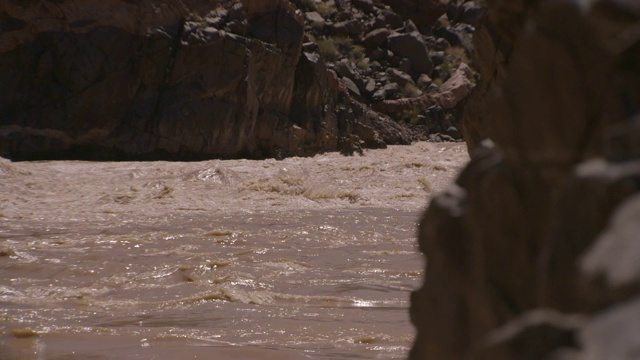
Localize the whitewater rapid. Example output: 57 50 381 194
0 142 468 359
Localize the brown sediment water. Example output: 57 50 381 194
0 142 468 359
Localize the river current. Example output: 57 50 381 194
0 142 468 359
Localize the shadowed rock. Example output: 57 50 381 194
386 32 434 75
0 0 414 160
410 0 640 359
382 0 449 29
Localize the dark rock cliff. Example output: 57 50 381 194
0 0 412 160
410 0 640 359
0 0 486 160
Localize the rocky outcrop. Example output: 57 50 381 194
374 63 474 114
0 0 481 160
0 0 415 160
410 0 640 359
298 0 480 140
386 32 434 75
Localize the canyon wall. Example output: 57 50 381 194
410 0 640 359
0 0 411 160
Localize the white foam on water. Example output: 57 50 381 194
0 143 468 359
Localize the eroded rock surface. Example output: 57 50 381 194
0 0 412 160
1 0 308 159
410 0 640 359
0 0 479 160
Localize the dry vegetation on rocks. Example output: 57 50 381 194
294 0 479 140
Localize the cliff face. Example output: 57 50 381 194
0 0 410 160
410 0 640 359
0 0 489 160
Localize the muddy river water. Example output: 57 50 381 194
0 142 468 360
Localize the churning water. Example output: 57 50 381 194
0 142 468 359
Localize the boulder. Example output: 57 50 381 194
386 32 433 75
302 41 318 52
364 78 377 96
368 15 388 30
398 58 412 74
362 28 392 49
416 74 433 89
305 11 326 28
372 88 387 101
429 51 445 66
341 77 362 96
433 63 474 108
367 47 386 61
379 9 405 29
382 82 400 97
386 68 414 87
332 19 365 36
404 19 419 33
334 59 358 79
433 24 474 54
